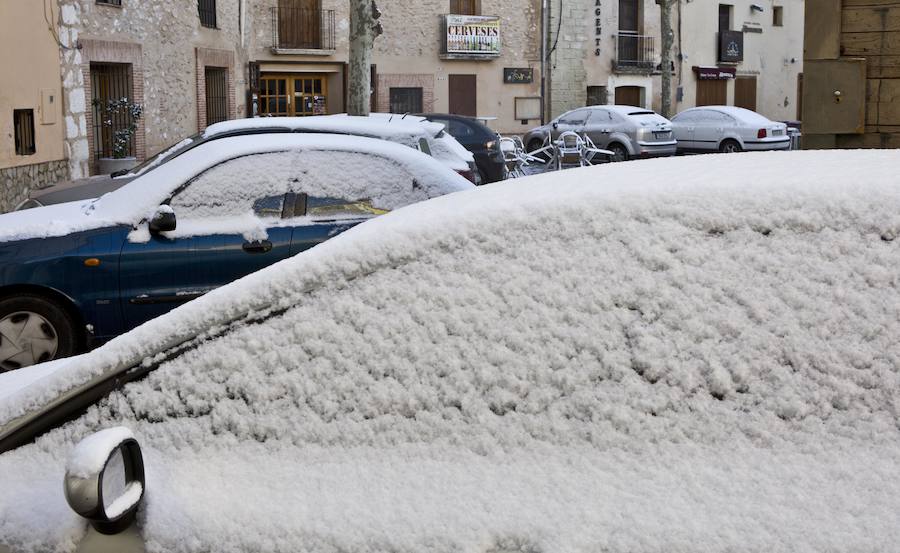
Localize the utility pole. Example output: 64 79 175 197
348 0 383 116
658 0 674 118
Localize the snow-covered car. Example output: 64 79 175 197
2 150 899 552
523 105 677 162
14 114 477 210
670 106 791 153
0 134 472 369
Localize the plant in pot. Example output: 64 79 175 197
93 97 143 175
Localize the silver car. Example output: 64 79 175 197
524 105 677 162
670 106 791 153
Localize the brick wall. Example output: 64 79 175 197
376 74 435 112
196 47 237 132
79 39 145 174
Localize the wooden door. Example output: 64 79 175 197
279 0 321 49
696 79 727 106
618 0 639 32
734 76 757 111
614 86 642 107
450 0 479 15
449 74 477 116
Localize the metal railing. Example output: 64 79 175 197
271 7 335 50
615 34 656 70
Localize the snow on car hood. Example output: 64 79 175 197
2 150 900 552
0 199 103 243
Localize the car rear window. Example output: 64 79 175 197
628 112 670 125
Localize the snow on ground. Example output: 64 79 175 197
1 150 900 552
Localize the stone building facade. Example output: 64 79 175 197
677 0 804 121
56 0 247 176
0 1 70 212
547 0 804 122
248 0 544 134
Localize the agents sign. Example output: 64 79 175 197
446 15 501 55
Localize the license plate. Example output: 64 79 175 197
653 131 671 139
773 129 785 136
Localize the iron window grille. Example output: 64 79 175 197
90 63 136 159
199 0 217 28
96 0 123 6
205 67 228 125
13 109 36 156
389 88 424 114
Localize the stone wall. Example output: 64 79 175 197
0 160 69 213
58 0 247 174
547 0 591 117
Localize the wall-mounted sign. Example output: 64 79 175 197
718 30 744 63
693 66 737 80
594 0 602 56
515 97 541 121
446 15 501 55
504 68 533 84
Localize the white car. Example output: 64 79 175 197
15 114 477 209
1 151 899 552
671 106 791 153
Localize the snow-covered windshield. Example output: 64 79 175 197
119 135 199 178
2 150 899 552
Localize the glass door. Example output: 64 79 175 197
259 74 327 116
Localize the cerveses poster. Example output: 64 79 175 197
446 15 500 54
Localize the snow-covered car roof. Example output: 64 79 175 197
0 133 472 244
202 114 445 144
2 150 900 552
677 105 778 125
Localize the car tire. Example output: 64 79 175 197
609 143 629 162
0 294 80 371
719 139 742 153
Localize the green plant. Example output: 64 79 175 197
92 97 143 158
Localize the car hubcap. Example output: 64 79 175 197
0 311 58 371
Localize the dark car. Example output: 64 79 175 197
0 133 472 370
419 114 506 184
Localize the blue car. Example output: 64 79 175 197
0 133 472 371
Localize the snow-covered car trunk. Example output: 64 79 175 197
1 150 899 553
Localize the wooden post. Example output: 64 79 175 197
348 0 382 116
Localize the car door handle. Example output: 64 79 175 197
242 240 273 254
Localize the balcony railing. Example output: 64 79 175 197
615 34 656 71
271 7 335 51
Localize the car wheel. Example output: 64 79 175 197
719 139 742 153
0 294 80 371
609 143 629 162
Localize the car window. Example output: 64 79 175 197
627 112 670 126
673 111 698 123
447 119 476 138
589 109 614 123
169 150 420 220
559 109 590 125
417 137 432 156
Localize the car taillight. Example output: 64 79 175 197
456 168 477 184
757 128 767 139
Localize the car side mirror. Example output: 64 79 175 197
64 427 145 535
149 205 176 233
552 122 559 130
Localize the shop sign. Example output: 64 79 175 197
503 68 533 84
718 30 744 63
693 66 737 80
446 15 501 55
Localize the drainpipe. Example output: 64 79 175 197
541 0 549 124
